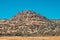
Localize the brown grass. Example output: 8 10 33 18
0 36 60 40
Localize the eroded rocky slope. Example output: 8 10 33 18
0 10 60 36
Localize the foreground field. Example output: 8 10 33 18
0 36 60 40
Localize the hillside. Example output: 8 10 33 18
51 19 60 24
0 10 60 36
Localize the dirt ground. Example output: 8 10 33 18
0 36 60 40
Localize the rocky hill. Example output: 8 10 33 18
0 10 60 36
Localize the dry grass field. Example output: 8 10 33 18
0 36 60 40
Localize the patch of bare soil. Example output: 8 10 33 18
0 36 60 40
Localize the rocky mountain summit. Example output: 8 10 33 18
0 10 60 36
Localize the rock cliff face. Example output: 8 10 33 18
0 10 60 36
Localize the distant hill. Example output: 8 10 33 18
51 19 60 24
0 10 60 36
